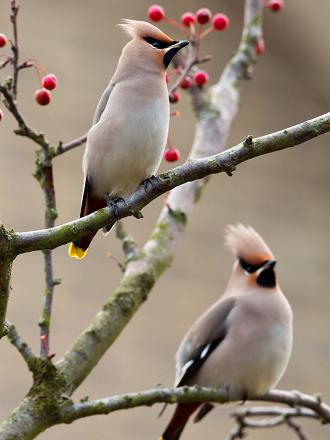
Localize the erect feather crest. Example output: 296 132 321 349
119 19 173 44
225 224 274 264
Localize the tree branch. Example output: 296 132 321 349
6 322 38 372
60 386 330 425
55 134 87 157
13 111 330 255
115 221 140 264
0 227 14 338
227 406 317 440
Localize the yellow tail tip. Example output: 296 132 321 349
159 437 164 440
68 242 88 260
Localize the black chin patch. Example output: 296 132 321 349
257 267 276 288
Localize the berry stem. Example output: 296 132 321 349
200 26 214 39
166 135 174 149
163 16 189 34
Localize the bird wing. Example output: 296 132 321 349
92 82 115 125
175 297 236 387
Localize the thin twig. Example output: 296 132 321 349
0 56 12 70
10 0 19 98
286 417 308 440
6 322 37 372
55 134 87 156
227 406 313 440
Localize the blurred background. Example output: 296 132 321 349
0 0 329 439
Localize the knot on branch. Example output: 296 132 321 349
221 163 236 177
244 134 254 148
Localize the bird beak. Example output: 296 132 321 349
171 40 190 50
263 259 277 270
163 40 190 68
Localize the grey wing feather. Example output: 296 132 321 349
175 296 236 385
92 83 114 125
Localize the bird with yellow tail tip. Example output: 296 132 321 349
69 20 189 259
159 224 293 440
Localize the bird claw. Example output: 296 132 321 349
106 196 125 221
141 175 159 193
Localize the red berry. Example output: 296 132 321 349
256 38 265 55
196 8 212 24
0 109 3 121
164 148 180 162
212 13 229 31
35 88 51 106
180 76 191 90
193 70 209 86
0 34 8 48
181 12 196 27
148 5 165 22
42 74 57 90
169 90 180 103
268 0 284 12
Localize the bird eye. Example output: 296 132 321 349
144 37 171 49
239 258 267 273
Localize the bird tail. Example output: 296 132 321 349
159 403 200 440
69 178 106 260
68 236 96 260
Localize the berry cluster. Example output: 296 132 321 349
0 29 58 116
35 73 58 105
147 5 230 162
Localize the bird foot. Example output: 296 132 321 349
106 196 125 221
141 175 159 193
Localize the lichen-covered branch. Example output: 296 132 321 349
12 111 330 256
59 386 330 426
0 227 15 339
115 221 140 264
36 151 58 356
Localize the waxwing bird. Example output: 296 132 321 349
160 224 293 440
69 20 189 259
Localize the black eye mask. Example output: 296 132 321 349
239 257 268 273
144 37 177 49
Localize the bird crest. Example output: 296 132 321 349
225 224 274 264
119 19 173 44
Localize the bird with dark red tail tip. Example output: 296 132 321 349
159 225 293 439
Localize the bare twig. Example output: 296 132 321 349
6 322 37 372
55 134 87 156
0 56 12 70
286 417 308 440
227 406 313 440
10 0 19 98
